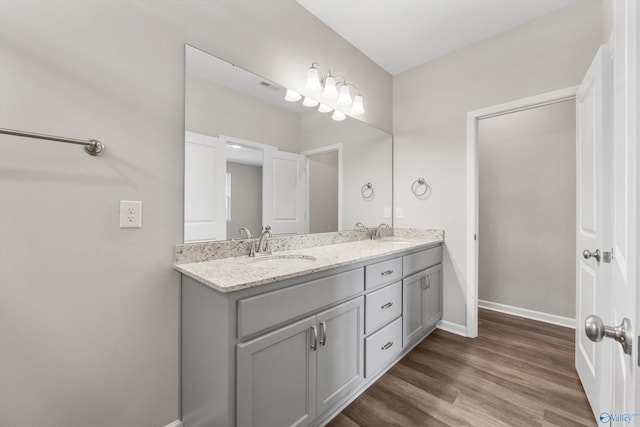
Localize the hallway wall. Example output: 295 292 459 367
478 100 576 319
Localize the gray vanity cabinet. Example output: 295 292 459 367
236 297 364 427
402 264 442 346
180 241 444 427
237 315 316 427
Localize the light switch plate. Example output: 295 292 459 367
384 207 391 218
120 200 142 228
395 207 403 218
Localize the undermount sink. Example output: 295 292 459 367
249 254 317 267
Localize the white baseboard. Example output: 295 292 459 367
478 300 575 329
164 421 182 427
436 320 468 336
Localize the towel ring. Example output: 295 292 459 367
411 177 429 197
361 182 375 200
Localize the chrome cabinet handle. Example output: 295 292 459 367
310 325 318 351
381 302 393 309
422 276 427 290
426 275 431 289
582 249 601 262
319 322 327 346
381 270 394 276
381 341 393 350
585 315 632 355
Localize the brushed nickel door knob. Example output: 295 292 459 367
585 315 632 355
582 249 601 262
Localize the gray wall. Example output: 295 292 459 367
0 1 391 426
309 151 339 233
299 112 393 229
226 163 263 239
478 100 576 318
393 0 603 327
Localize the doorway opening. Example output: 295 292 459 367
302 144 343 233
466 87 578 337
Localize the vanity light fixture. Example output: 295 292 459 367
305 66 322 92
284 62 365 120
351 94 365 115
336 84 352 106
284 89 302 102
302 96 319 107
331 110 346 121
323 75 339 99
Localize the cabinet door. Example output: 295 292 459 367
316 297 364 415
403 271 426 346
237 316 317 427
423 265 442 329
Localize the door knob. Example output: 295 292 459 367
585 315 632 355
582 249 601 262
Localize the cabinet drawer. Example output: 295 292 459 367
237 268 364 340
365 257 402 290
365 281 401 334
403 245 442 277
365 317 402 377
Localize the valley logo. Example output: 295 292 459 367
599 411 640 424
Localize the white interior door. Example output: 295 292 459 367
609 0 638 420
184 131 227 242
263 149 308 235
575 45 613 419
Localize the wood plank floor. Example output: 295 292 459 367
327 309 596 427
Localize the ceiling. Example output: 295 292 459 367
296 0 580 75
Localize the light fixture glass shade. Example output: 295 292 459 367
323 76 338 99
284 89 302 102
350 94 365 115
331 110 346 121
336 85 352 106
302 96 319 107
318 103 332 113
305 67 322 92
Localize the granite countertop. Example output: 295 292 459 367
175 232 443 293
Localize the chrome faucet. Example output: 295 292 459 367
372 223 390 240
256 226 272 254
354 222 367 231
238 227 253 239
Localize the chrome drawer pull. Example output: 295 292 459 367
319 321 327 346
381 341 394 350
381 302 394 309
310 325 318 351
380 270 394 276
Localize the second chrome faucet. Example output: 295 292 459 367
249 226 272 257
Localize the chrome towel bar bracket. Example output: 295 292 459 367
411 177 429 197
361 182 375 200
0 128 105 156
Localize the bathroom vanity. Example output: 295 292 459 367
175 230 442 427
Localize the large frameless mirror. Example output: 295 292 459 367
184 45 393 242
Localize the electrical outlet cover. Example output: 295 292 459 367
120 200 142 228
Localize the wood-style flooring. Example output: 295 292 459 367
327 309 596 427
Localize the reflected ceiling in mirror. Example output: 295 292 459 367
184 45 392 243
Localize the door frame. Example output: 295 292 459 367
302 144 343 231
465 86 578 338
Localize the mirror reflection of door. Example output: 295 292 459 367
224 138 309 238
184 131 227 242
262 149 308 235
307 150 339 233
